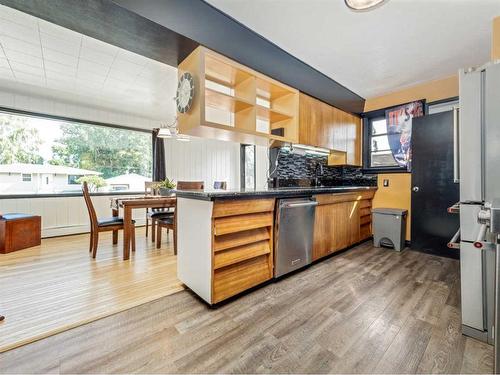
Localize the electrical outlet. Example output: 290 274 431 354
383 179 389 187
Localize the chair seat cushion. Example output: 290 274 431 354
148 211 174 218
98 217 135 227
157 216 174 225
0 213 38 221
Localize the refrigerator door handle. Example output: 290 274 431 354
453 106 460 183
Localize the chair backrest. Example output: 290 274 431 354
145 181 159 196
213 181 227 190
177 181 204 190
82 182 98 229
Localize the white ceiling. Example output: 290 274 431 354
0 4 177 120
207 0 500 98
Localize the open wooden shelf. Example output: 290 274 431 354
178 46 299 145
205 88 254 113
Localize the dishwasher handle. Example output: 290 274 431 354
282 201 318 209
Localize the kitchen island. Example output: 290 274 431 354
176 186 377 304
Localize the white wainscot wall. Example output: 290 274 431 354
0 195 147 238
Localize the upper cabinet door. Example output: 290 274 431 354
298 93 362 166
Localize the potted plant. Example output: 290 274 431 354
156 178 176 196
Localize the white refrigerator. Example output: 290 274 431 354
459 62 500 345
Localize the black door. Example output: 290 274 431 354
411 111 459 258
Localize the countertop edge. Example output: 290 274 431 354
176 186 378 201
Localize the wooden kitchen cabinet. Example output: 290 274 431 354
312 191 374 261
299 93 362 166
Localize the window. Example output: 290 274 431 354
240 144 256 189
0 110 152 195
369 117 400 168
67 175 83 185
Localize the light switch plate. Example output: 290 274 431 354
383 179 389 187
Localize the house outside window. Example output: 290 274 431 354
0 110 153 195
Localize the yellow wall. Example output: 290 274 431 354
372 173 412 240
364 76 459 241
493 16 500 60
363 75 459 112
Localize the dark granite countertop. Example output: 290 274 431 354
175 186 377 201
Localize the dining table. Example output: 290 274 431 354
110 195 176 260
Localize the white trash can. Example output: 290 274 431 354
372 208 408 252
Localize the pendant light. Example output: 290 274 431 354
157 117 190 142
345 0 385 11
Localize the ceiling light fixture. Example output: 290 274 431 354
157 117 190 142
344 0 386 11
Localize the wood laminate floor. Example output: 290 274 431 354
0 227 184 353
0 242 493 374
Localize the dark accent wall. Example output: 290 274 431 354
269 148 377 187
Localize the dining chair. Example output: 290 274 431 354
82 182 136 259
145 181 173 242
156 181 204 253
176 181 204 190
213 181 227 190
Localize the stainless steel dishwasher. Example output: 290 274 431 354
274 197 317 277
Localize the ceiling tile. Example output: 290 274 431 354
0 35 42 58
43 47 78 67
3 50 43 69
115 49 148 67
76 70 106 85
40 32 81 56
110 58 144 76
79 47 116 66
45 61 77 79
15 71 45 85
78 59 109 76
9 60 44 76
0 19 39 44
0 57 10 69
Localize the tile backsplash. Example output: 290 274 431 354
269 148 376 186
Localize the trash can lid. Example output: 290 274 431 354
372 208 408 216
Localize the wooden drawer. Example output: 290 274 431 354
213 198 275 218
213 212 273 235
359 207 371 217
213 227 270 252
213 255 271 303
214 240 270 269
360 215 372 225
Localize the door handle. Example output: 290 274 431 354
412 186 419 192
453 106 460 183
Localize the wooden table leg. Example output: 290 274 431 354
112 208 119 245
123 206 132 260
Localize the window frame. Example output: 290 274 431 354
362 101 426 174
240 144 256 189
0 106 152 199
